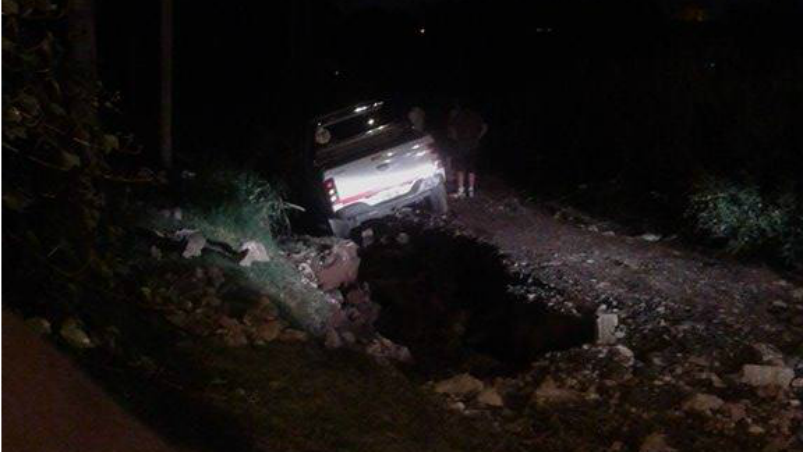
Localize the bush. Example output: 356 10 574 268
688 178 802 264
177 167 293 248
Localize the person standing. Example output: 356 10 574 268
408 106 426 133
447 103 488 198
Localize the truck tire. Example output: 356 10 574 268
429 183 449 215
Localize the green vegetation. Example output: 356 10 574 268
3 0 143 312
176 166 294 248
688 178 802 265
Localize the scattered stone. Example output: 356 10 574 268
297 262 317 286
341 331 356 344
611 345 635 367
396 232 410 245
792 288 803 301
683 393 724 414
534 377 582 406
748 424 765 435
365 336 412 363
243 298 279 326
434 373 485 396
752 343 785 366
250 319 284 343
324 328 342 349
723 402 748 422
239 240 271 267
448 401 466 412
476 387 504 407
60 317 94 349
315 241 360 291
640 233 662 242
596 313 619 345
279 328 308 342
639 433 677 452
181 231 206 258
771 300 788 310
741 364 794 388
216 316 249 347
25 317 51 335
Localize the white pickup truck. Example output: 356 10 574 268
311 101 448 238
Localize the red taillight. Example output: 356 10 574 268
324 178 340 204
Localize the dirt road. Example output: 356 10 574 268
446 176 802 349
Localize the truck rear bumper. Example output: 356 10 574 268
329 176 442 233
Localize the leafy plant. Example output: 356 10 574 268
176 166 295 248
688 177 802 264
3 0 152 309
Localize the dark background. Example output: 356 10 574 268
95 0 803 226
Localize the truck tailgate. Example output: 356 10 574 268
323 135 441 212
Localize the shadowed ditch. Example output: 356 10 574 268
359 220 596 378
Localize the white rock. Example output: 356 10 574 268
596 313 619 345
792 288 803 301
182 231 206 258
239 240 271 267
60 318 94 349
434 373 484 396
640 233 662 242
741 364 795 388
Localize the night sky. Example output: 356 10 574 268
96 0 802 181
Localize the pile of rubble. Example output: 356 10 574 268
144 266 308 347
142 220 412 363
282 236 412 364
426 336 802 451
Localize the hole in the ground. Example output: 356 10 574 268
359 219 595 378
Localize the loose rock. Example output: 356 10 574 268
60 317 94 349
534 377 582 406
279 328 309 342
596 313 619 345
476 387 504 407
639 433 677 452
434 373 485 396
180 230 206 258
741 364 795 388
239 240 271 267
683 393 724 414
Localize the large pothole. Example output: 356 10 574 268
358 219 595 378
